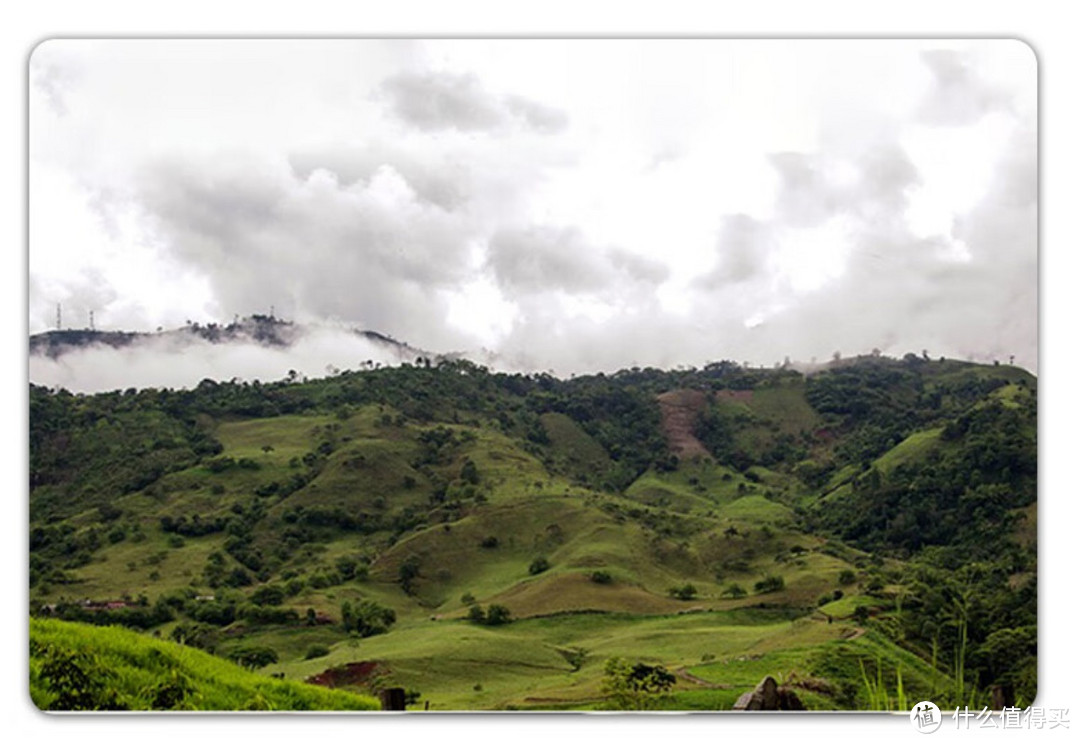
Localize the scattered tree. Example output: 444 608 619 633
667 583 698 601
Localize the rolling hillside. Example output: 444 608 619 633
28 353 1037 710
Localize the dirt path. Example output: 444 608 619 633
841 626 867 641
656 389 711 460
674 666 733 689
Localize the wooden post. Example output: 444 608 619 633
379 687 406 711
991 684 1015 710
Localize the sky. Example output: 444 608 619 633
28 39 1037 388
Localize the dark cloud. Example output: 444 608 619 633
918 49 1013 126
486 226 668 296
380 70 568 134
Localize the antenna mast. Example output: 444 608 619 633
56 303 61 330
89 310 95 331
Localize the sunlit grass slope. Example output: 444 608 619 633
30 617 379 711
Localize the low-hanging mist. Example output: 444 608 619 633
28 325 428 394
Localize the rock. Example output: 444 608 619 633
732 676 805 711
732 676 778 710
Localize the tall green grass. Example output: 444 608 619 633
30 618 379 711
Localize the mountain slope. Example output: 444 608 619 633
28 353 1037 710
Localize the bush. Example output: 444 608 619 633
589 570 613 585
838 569 857 585
485 604 512 626
466 603 512 626
335 556 358 581
480 536 499 549
342 599 397 637
754 575 785 593
528 557 551 575
227 646 278 670
601 657 676 711
34 644 126 710
721 583 747 599
398 554 421 595
304 645 330 660
250 584 286 606
667 583 698 601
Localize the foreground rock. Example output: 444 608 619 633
732 676 805 711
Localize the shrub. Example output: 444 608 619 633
250 584 286 606
667 583 698 601
342 600 396 637
398 554 421 594
335 556 358 581
838 569 857 585
754 575 785 593
485 604 512 626
227 646 278 670
601 658 676 711
721 583 747 599
480 536 499 549
35 644 127 710
590 570 614 585
528 557 551 575
304 645 330 660
465 603 512 626
460 459 480 485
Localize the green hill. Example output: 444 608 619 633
28 354 1037 710
30 617 379 711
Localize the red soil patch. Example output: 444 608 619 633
656 389 710 460
306 661 384 689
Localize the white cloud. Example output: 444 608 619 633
29 40 1038 388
